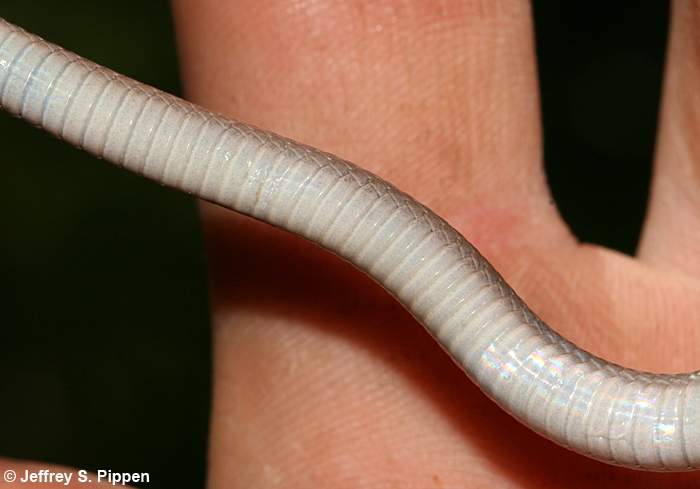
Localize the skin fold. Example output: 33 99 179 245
3 0 700 487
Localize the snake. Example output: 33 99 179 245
0 16 697 472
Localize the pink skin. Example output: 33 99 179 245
168 0 700 487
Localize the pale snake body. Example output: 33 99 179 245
0 17 697 472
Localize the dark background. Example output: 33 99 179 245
0 2 670 487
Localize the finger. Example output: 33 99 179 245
638 1 700 277
170 1 570 487
171 0 571 262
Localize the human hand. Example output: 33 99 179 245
171 0 700 487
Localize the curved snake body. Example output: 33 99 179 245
1 17 698 471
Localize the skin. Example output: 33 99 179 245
170 0 700 487
3 0 700 487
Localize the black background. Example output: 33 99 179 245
0 2 670 487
